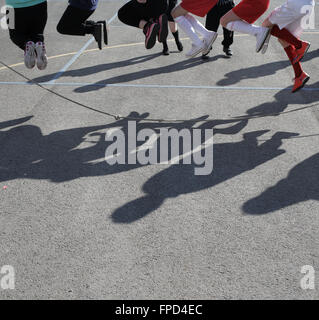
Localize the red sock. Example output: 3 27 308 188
271 25 302 49
284 45 302 78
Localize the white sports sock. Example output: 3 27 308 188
226 21 261 37
175 16 202 46
185 14 211 37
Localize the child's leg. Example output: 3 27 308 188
171 5 201 45
147 0 168 20
144 0 168 48
271 25 308 52
220 1 271 52
184 13 213 38
263 0 313 51
170 21 183 51
281 41 303 78
27 2 48 70
220 0 269 31
201 6 220 57
8 3 48 69
262 16 310 62
118 0 148 29
57 5 94 36
141 0 168 45
165 2 183 53
220 1 235 49
184 13 217 55
118 0 161 50
57 4 106 49
162 20 180 55
167 0 181 44
7 6 30 50
28 1 47 44
205 5 220 32
162 40 169 55
262 14 303 49
8 29 26 51
278 39 309 92
222 27 233 48
221 10 261 36
161 21 173 55
169 21 177 33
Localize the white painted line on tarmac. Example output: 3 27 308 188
0 81 318 91
47 38 95 85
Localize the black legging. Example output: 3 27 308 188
8 1 47 50
57 5 95 36
118 0 168 28
205 1 234 48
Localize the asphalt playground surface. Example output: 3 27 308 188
0 0 319 300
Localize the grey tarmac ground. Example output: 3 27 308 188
0 0 319 299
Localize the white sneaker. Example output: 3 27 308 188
185 41 206 58
35 42 48 70
202 31 218 55
256 27 271 53
261 31 271 54
24 41 36 69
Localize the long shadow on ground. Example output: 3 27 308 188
0 112 248 184
217 48 319 86
2 79 318 222
242 152 319 215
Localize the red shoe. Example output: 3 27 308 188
292 71 310 93
293 41 310 64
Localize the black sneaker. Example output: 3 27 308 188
176 40 183 52
93 23 103 50
85 20 95 26
143 21 160 49
97 20 108 45
223 46 233 57
162 44 170 56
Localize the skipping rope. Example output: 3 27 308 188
0 60 317 124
